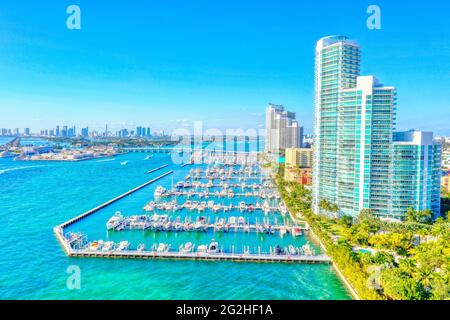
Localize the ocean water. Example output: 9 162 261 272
0 152 351 300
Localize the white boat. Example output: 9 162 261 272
106 212 125 230
144 155 153 160
102 241 114 252
197 245 208 253
173 218 183 231
137 243 145 252
179 242 194 253
237 216 246 225
278 203 288 216
239 201 246 211
215 218 225 231
175 181 184 188
116 241 130 251
88 240 103 251
150 213 160 222
143 201 155 211
302 242 312 256
229 216 237 226
197 202 206 212
207 239 219 253
154 186 166 197
279 226 287 237
156 243 170 253
120 161 128 166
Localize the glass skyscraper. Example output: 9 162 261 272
313 36 442 219
313 35 361 213
392 131 442 218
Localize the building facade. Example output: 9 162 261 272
392 131 442 217
285 167 313 185
265 104 303 154
285 148 313 168
313 35 361 213
313 35 442 219
442 174 450 194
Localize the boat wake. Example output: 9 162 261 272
97 158 116 163
0 165 45 175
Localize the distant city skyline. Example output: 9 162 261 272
0 1 449 134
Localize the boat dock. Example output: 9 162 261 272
68 249 331 264
158 191 279 200
113 222 303 234
147 164 169 174
54 160 332 265
181 162 193 167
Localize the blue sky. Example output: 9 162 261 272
0 0 449 134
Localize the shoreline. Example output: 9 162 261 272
306 225 360 300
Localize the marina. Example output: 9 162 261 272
55 154 329 265
1 150 349 299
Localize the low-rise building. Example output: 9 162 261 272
285 167 313 185
285 148 313 168
284 147 313 185
442 174 450 193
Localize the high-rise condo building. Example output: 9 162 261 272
313 35 361 212
392 131 442 217
337 76 396 216
265 104 303 154
313 35 442 219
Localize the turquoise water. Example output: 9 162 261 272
0 153 351 299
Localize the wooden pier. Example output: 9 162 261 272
56 170 174 229
147 164 169 174
68 248 331 264
113 223 303 234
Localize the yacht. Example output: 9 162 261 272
175 181 185 188
194 217 207 231
106 212 125 230
101 241 114 252
179 242 194 253
207 239 219 253
116 241 130 252
88 240 103 251
302 242 313 256
156 243 170 253
197 202 207 212
143 201 155 212
215 218 225 231
154 186 166 197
